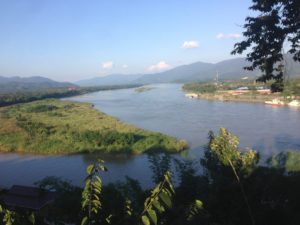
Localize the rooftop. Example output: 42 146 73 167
0 185 56 211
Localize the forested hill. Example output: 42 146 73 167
0 76 75 93
77 55 300 86
134 55 300 84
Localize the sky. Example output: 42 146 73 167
0 0 253 81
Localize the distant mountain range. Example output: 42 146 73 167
1 56 300 92
76 56 300 86
0 76 75 93
76 74 144 87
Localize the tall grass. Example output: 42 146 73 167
0 99 187 154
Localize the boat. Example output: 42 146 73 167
264 99 285 106
288 100 300 107
185 93 198 98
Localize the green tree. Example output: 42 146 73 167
232 0 300 92
0 205 35 225
81 160 108 225
141 171 175 225
208 128 259 225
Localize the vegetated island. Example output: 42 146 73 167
182 77 300 104
0 99 188 154
134 86 155 93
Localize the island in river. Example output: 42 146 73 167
0 99 187 154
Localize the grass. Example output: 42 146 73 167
0 99 188 154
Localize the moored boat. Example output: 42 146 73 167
185 93 198 98
265 99 285 106
288 100 300 107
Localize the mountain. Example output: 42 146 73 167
185 58 260 81
134 61 214 84
76 74 144 86
139 56 300 84
76 55 300 86
136 58 267 83
77 57 300 87
0 76 75 93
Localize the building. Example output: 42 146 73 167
0 185 56 211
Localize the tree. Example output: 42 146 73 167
81 160 108 225
208 128 259 225
232 0 300 92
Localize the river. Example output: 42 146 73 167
0 84 299 188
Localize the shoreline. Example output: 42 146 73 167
0 99 188 155
184 91 300 106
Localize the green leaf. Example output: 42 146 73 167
147 209 157 225
152 185 160 195
81 216 88 225
159 191 172 208
152 199 164 213
28 212 35 224
99 165 108 171
142 215 150 225
86 165 94 174
106 214 112 224
195 200 203 209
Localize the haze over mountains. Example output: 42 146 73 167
0 76 74 93
1 57 300 92
76 56 300 86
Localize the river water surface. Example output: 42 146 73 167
1 84 300 188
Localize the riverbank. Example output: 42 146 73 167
0 99 187 154
0 84 142 107
182 79 300 105
185 91 283 104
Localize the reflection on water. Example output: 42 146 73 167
0 84 300 188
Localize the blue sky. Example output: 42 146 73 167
0 0 253 81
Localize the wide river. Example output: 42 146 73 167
1 84 300 188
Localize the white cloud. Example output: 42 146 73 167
216 33 241 39
102 61 114 69
147 61 171 72
122 64 128 68
181 41 199 49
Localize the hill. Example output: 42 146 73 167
154 56 300 83
135 61 214 83
77 56 300 86
0 76 75 93
76 74 143 86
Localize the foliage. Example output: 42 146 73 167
34 176 82 224
283 77 300 96
209 128 259 177
186 199 204 222
1 129 300 225
0 205 35 225
267 150 300 172
141 171 175 225
0 84 141 107
183 82 217 94
148 153 171 184
0 205 16 225
232 0 300 91
81 160 108 225
135 86 155 93
208 128 259 225
0 99 187 154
